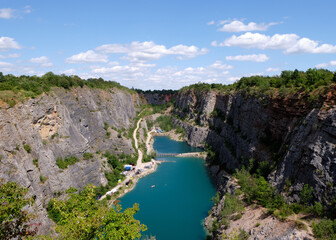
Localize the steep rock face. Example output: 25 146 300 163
174 87 336 204
0 87 139 233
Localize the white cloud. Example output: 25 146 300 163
0 53 20 59
218 20 278 32
0 6 32 19
216 32 336 54
86 60 233 90
0 37 21 50
0 61 13 68
226 54 269 62
30 56 54 67
95 41 208 62
222 32 298 49
0 61 14 72
66 50 108 63
209 60 233 70
316 60 336 68
0 8 15 19
266 67 280 72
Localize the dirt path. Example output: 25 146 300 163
100 117 157 200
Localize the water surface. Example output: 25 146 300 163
120 136 215 240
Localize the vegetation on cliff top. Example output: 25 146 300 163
0 72 134 107
181 68 336 97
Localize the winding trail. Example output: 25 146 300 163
100 117 156 200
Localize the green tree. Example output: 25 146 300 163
0 179 37 239
48 184 146 239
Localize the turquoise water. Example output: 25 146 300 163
120 136 216 240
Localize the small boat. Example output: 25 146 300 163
151 185 155 188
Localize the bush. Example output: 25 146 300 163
56 156 79 169
0 179 37 239
23 144 31 153
39 175 48 184
155 115 173 132
83 152 94 160
312 219 336 240
32 158 38 168
65 187 78 194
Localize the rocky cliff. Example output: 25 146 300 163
0 86 140 233
173 86 336 205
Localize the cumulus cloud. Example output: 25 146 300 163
216 32 336 54
30 56 53 67
95 41 208 62
0 37 21 50
66 50 108 63
222 32 298 49
226 54 269 62
218 20 278 32
87 60 233 90
316 60 336 68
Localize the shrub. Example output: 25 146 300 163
83 153 94 160
39 175 48 183
23 144 31 153
56 156 79 169
300 184 314 205
33 158 38 168
65 187 78 194
312 219 336 240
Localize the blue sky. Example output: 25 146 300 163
1 0 336 90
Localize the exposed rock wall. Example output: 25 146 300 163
0 86 139 233
174 87 336 204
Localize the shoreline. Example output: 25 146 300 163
101 120 206 203
101 121 159 203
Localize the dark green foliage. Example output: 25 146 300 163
83 152 94 160
175 125 185 137
23 144 31 153
235 168 284 210
104 122 109 131
300 184 314 205
211 192 221 204
312 219 336 240
143 152 156 163
219 193 244 229
155 115 173 131
56 156 79 169
0 72 135 107
181 69 335 101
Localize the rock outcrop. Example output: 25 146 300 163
173 86 336 204
0 86 139 233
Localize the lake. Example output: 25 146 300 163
120 136 216 240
